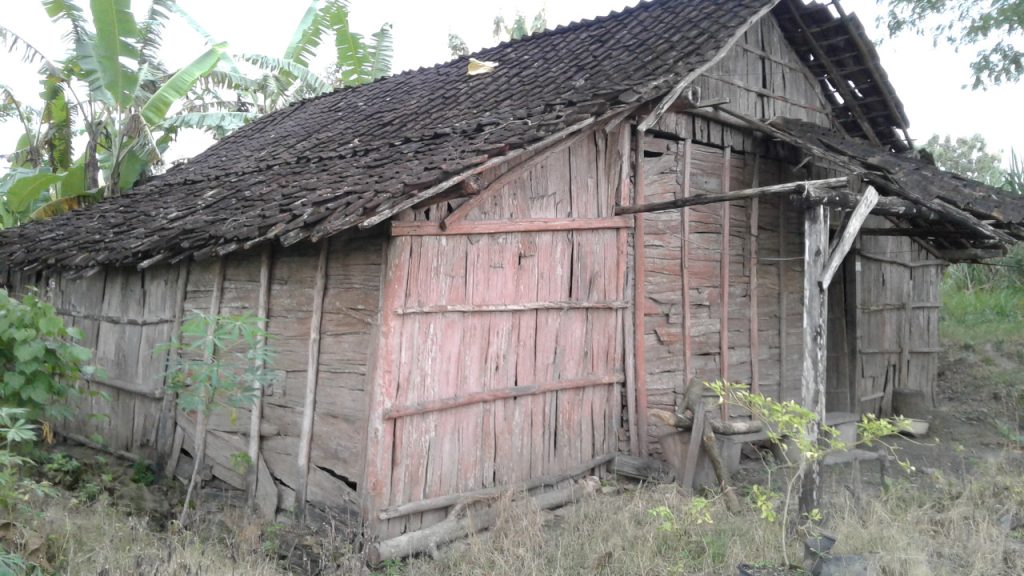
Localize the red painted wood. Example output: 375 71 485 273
633 127 649 456
361 237 412 538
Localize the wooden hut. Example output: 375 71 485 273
2 0 1022 557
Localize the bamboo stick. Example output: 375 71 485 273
720 147 731 420
634 126 649 456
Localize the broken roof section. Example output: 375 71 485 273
769 117 1024 257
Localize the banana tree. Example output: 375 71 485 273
175 0 393 136
0 0 227 226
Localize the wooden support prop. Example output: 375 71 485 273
395 300 628 315
393 216 633 237
615 178 848 215
637 0 779 131
679 139 693 407
798 205 829 521
384 374 624 420
157 263 190 470
377 453 614 521
749 153 761 395
246 244 272 510
703 423 741 512
633 126 649 456
296 240 329 521
180 257 225 523
369 484 587 565
819 186 879 290
680 407 706 492
720 146 731 420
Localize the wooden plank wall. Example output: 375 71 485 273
855 218 943 414
365 125 628 537
637 115 809 451
6 233 384 525
688 13 832 153
5 266 181 459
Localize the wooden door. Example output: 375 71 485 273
369 221 627 536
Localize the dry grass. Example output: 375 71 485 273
5 452 1022 575
405 454 1024 576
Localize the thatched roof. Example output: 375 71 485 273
0 0 918 270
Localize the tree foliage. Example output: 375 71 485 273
493 10 547 41
923 134 1007 187
0 0 227 227
882 0 1024 88
181 0 393 137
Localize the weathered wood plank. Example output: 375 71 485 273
634 127 649 456
247 245 272 511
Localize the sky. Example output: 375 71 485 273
1 0 1022 167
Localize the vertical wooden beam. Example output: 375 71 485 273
362 238 411 538
247 245 272 507
633 126 649 456
679 139 693 406
157 262 190 472
720 146 731 419
901 273 913 394
619 126 640 456
296 240 329 520
799 204 829 520
779 200 787 400
749 154 761 395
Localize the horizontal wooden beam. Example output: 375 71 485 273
391 216 633 237
855 227 987 238
615 178 849 215
377 453 615 521
935 248 1007 261
396 300 628 315
52 310 175 326
383 373 624 420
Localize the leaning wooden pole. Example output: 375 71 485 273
679 139 693 408
179 257 225 525
618 125 639 456
296 240 329 521
247 245 272 508
798 205 829 521
749 154 761 395
633 126 650 456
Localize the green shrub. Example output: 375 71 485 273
0 407 53 512
41 452 82 489
0 289 94 421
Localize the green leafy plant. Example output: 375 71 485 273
0 407 54 513
706 380 909 566
159 312 275 525
41 452 82 489
130 460 157 487
0 289 93 422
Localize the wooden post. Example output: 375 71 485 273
798 205 828 520
620 127 640 456
296 240 329 520
679 139 693 406
362 238 412 538
633 126 649 456
749 153 761 395
720 146 731 419
246 245 272 508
